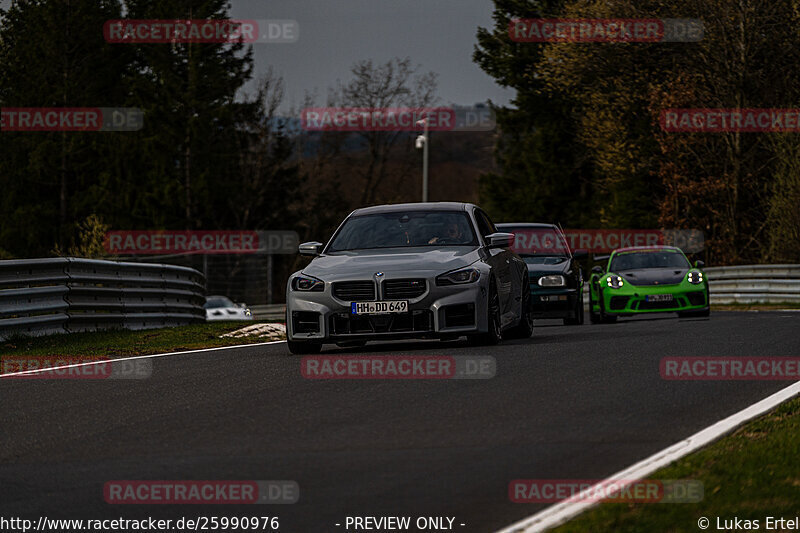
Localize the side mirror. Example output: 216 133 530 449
299 241 323 256
573 249 588 260
486 232 514 249
695 260 705 268
591 265 604 274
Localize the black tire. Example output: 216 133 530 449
564 292 585 326
287 340 322 355
599 295 617 323
591 287 616 324
589 287 602 324
468 279 502 346
506 275 534 339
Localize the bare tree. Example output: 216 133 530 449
328 57 438 205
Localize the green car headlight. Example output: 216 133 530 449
687 270 704 284
606 274 624 289
538 275 566 287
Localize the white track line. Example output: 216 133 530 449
496 380 800 533
0 339 287 378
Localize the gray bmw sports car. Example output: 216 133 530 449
285 202 534 354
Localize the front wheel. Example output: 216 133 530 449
589 287 616 324
506 277 534 339
287 340 322 355
589 287 602 324
468 280 502 346
564 291 585 325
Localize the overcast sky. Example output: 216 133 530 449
1 0 516 111
231 0 514 111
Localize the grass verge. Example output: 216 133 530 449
551 395 800 532
0 321 284 358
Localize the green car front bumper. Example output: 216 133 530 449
594 282 709 316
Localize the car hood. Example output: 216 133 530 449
524 260 570 277
617 268 688 286
304 247 481 281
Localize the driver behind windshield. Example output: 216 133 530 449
428 221 466 244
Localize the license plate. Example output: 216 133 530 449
351 300 409 315
646 294 674 302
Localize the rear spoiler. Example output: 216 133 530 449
593 254 610 263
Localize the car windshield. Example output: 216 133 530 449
502 227 570 257
204 296 235 309
610 250 690 271
327 211 478 251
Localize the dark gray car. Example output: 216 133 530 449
285 202 533 354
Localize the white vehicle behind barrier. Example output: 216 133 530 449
204 295 253 321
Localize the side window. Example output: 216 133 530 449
481 211 498 234
475 210 496 239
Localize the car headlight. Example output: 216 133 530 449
606 274 624 289
292 275 325 291
538 275 566 287
687 270 704 284
436 267 480 286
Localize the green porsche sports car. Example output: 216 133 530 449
588 245 709 323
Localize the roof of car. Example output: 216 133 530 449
351 202 472 216
613 245 682 253
495 222 558 229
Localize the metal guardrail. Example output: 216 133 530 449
0 258 206 340
250 304 285 322
705 265 800 304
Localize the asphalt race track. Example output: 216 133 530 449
2 312 799 532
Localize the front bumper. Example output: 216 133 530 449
599 283 708 316
286 275 491 343
529 286 580 319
